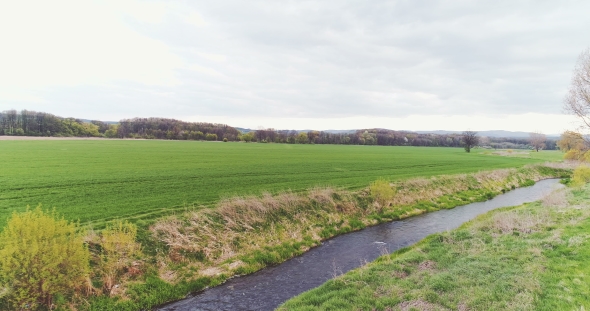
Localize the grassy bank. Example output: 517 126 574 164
0 140 561 227
81 165 570 310
279 180 590 310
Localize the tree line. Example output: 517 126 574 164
0 109 103 137
246 128 557 150
0 109 557 149
0 110 240 142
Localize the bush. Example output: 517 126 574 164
370 179 395 208
0 207 90 310
564 149 585 161
571 166 590 187
223 138 228 142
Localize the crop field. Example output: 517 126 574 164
0 140 562 227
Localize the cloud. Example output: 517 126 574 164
1 0 589 131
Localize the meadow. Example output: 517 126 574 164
0 140 561 227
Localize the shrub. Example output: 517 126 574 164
370 179 395 208
0 207 90 310
564 149 585 161
223 138 228 142
99 221 142 295
571 166 590 187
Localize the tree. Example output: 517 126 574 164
461 131 479 153
296 132 308 144
0 207 90 310
240 132 255 142
564 48 590 129
557 130 586 152
206 133 218 141
529 132 546 152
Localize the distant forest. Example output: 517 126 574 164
0 109 557 150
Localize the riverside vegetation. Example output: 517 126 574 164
279 169 590 311
0 141 571 310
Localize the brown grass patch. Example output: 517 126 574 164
418 260 437 271
542 188 569 208
398 299 448 311
482 210 552 234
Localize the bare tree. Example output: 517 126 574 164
564 48 590 129
529 132 546 152
461 131 479 153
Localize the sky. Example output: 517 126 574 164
1 0 589 134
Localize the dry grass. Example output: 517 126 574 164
542 188 569 208
390 167 548 207
541 160 583 170
151 187 359 281
397 299 448 311
480 210 552 234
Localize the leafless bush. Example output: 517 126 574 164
483 210 552 234
542 189 568 208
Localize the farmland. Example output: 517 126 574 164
0 139 561 227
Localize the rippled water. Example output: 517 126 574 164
157 179 563 311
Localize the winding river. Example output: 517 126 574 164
157 179 563 311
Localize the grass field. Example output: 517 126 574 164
0 140 562 227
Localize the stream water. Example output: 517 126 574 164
157 179 563 311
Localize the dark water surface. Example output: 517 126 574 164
157 179 563 311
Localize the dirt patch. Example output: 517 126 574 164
491 151 530 157
200 267 223 277
398 299 448 311
392 270 408 279
418 260 437 271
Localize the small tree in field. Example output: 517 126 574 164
529 132 546 152
461 131 479 153
0 207 90 310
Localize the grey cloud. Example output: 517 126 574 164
4 0 590 121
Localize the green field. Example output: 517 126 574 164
0 140 561 227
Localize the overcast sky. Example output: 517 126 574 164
1 0 589 133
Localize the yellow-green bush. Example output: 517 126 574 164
571 166 590 187
370 179 396 208
564 149 585 161
0 207 89 310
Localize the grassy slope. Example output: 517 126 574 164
0 140 560 227
279 186 590 311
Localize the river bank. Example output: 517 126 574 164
280 182 590 310
158 179 564 311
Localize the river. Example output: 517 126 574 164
157 179 563 311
